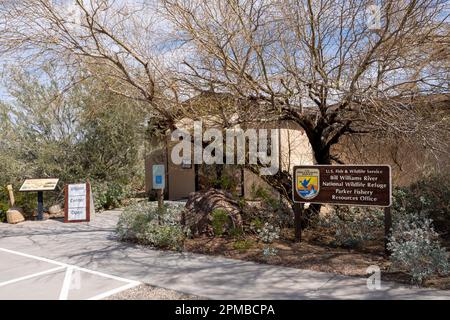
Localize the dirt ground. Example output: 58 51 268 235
105 284 206 300
184 227 450 290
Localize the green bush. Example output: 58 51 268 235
252 186 278 208
0 188 9 222
249 218 264 232
393 173 450 236
383 173 450 283
249 185 293 228
212 175 238 193
116 202 189 251
256 222 280 244
211 209 229 236
93 182 131 210
313 206 384 248
0 205 6 222
0 72 146 209
229 226 244 238
0 186 39 219
388 212 449 284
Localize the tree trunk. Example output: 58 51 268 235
297 133 333 227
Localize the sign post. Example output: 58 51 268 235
19 178 59 221
293 165 392 252
293 202 303 242
6 185 15 206
37 191 44 221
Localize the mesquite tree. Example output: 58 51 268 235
162 0 449 214
1 0 448 218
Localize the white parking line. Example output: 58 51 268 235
0 247 140 300
0 266 66 288
0 247 66 266
59 266 75 300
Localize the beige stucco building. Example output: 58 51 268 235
145 119 314 200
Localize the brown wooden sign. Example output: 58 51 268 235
293 165 391 207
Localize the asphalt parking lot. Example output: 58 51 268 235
0 247 140 300
1 210 450 300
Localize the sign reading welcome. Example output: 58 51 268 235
293 165 391 207
64 183 92 222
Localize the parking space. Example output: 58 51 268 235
0 247 140 300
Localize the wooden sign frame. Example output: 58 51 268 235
292 164 391 207
64 182 91 223
291 164 393 254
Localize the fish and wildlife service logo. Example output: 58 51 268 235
295 168 320 200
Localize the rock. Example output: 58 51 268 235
6 207 25 224
32 207 63 220
182 189 243 236
48 204 63 215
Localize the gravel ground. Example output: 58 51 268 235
105 284 207 300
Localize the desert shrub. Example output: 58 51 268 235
116 202 188 250
262 247 278 257
248 185 293 228
249 218 264 232
138 224 187 251
313 206 384 248
0 71 146 208
255 221 280 257
393 174 450 237
229 226 244 238
0 204 7 222
252 186 277 206
93 182 131 210
0 186 41 219
213 175 238 193
257 222 280 244
211 209 229 236
388 212 449 284
0 188 9 222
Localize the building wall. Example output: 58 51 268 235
167 160 196 200
243 121 314 199
145 120 315 200
145 145 196 200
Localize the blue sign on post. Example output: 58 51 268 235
152 164 165 190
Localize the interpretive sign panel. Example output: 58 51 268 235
293 165 391 207
19 178 59 192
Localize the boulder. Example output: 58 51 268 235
48 204 63 216
182 189 243 236
6 207 25 224
30 204 63 220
